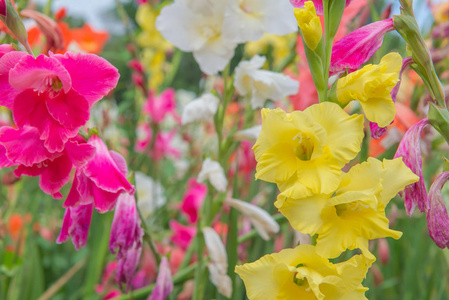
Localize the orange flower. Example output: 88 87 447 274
67 24 109 54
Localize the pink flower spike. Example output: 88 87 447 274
109 193 144 290
85 135 134 195
394 118 430 215
330 18 394 75
427 171 449 249
52 52 120 106
0 51 27 109
148 257 173 300
143 89 180 124
181 179 207 224
289 0 351 14
56 203 94 250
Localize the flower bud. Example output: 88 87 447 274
377 238 390 265
293 2 322 50
0 0 31 53
148 257 173 300
56 203 94 250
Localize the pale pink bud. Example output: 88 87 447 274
426 171 449 249
147 257 173 300
56 203 94 250
377 238 390 265
330 18 395 75
394 119 430 215
109 193 144 290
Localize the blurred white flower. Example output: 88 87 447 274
226 198 279 240
135 172 166 219
182 93 219 124
202 227 232 298
156 0 236 75
234 125 262 143
223 0 297 43
234 55 299 108
198 158 228 192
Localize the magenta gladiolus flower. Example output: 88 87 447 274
0 52 119 152
330 18 394 75
427 171 449 249
56 203 94 250
169 220 196 250
148 257 173 300
64 134 135 212
143 89 180 124
109 193 144 290
394 118 430 215
289 0 351 14
181 179 207 224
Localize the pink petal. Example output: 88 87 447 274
427 171 449 249
92 186 122 213
46 89 90 129
64 171 83 208
116 246 142 292
84 135 134 194
394 118 429 215
181 179 207 224
0 51 27 108
0 126 55 166
9 54 72 94
330 18 394 75
148 257 174 300
64 170 94 208
169 221 196 250
64 139 96 168
0 44 14 57
56 203 94 250
52 52 120 106
0 144 15 168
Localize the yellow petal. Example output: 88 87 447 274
360 96 396 127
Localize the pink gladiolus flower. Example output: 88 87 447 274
109 193 144 290
289 0 351 14
330 18 394 75
427 171 449 249
181 179 207 224
56 203 94 250
0 52 119 152
0 51 27 108
169 220 196 250
0 44 14 57
148 257 173 300
143 89 180 124
64 134 135 212
369 57 414 139
135 124 181 161
394 118 430 215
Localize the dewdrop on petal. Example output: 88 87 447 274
198 158 228 193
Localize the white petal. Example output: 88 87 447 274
182 93 219 124
234 125 262 143
198 158 228 192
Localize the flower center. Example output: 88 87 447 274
293 132 314 161
35 75 63 97
292 264 310 288
335 201 370 217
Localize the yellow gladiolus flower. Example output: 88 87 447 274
294 2 323 50
276 157 419 259
235 244 369 300
337 52 402 127
253 102 364 195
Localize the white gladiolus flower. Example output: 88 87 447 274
156 0 236 75
223 0 297 43
234 125 262 143
202 227 232 298
198 158 228 192
234 55 299 109
226 198 279 240
135 172 166 219
182 93 219 124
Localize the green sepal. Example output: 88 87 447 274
428 103 449 145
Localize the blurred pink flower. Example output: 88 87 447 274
169 220 196 250
148 257 173 300
64 134 135 212
56 203 94 250
135 124 181 161
143 89 180 124
110 193 144 290
181 179 207 224
394 118 429 215
427 171 449 249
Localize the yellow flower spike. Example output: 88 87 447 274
293 2 323 50
235 244 370 300
337 52 402 127
253 102 364 195
276 157 419 259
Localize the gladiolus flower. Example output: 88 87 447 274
143 89 180 124
181 93 219 124
56 203 94 250
109 193 144 290
254 102 364 195
330 19 395 75
169 220 196 250
337 52 401 127
293 2 322 50
148 257 173 300
394 118 430 215
236 244 369 299
234 55 299 109
426 171 449 249
198 158 228 193
181 179 207 224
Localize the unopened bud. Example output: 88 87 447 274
0 0 31 53
377 238 390 265
370 264 384 286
